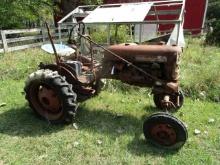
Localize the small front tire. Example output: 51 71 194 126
143 112 187 150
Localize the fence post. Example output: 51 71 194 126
0 30 8 52
41 27 46 43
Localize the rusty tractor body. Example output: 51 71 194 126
24 31 187 149
56 39 183 110
24 1 188 150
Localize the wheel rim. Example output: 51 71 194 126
29 83 63 120
150 123 177 146
38 85 61 113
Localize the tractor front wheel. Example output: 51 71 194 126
143 112 187 150
24 69 77 124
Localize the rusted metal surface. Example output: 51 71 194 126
78 33 168 84
45 23 61 65
153 91 184 110
39 62 97 101
28 83 63 120
104 44 181 61
38 85 61 113
42 25 183 108
53 34 181 101
150 123 177 146
101 43 181 93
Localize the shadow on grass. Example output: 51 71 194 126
0 104 178 156
127 135 179 157
75 104 158 137
76 105 178 156
0 106 64 137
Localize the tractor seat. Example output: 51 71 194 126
104 44 182 62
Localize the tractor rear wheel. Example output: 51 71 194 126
24 69 77 124
153 90 184 111
143 112 187 150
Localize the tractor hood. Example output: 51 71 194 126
104 44 182 62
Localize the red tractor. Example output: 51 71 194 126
24 2 188 149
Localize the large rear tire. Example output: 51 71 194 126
143 112 187 150
24 69 77 124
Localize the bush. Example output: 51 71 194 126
206 20 220 45
205 0 220 44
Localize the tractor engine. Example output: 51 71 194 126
102 44 181 89
103 61 162 87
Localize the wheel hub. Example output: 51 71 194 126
38 85 61 113
150 123 177 146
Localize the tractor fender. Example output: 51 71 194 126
38 63 80 86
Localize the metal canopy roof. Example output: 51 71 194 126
57 0 185 46
82 2 153 23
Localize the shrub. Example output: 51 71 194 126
88 25 131 44
206 20 220 45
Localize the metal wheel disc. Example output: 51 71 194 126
38 85 61 113
143 112 188 150
150 123 177 146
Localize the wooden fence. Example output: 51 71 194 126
0 26 70 53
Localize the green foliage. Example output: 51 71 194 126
181 37 220 102
0 48 53 80
207 0 220 20
206 20 220 44
82 0 103 5
89 25 131 44
206 0 220 44
0 0 102 29
0 0 53 29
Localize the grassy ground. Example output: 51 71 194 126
181 38 220 102
0 39 220 164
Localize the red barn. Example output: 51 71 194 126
104 0 208 34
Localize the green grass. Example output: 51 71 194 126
0 40 220 164
181 37 220 102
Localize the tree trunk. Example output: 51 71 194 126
60 0 83 16
54 0 84 25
